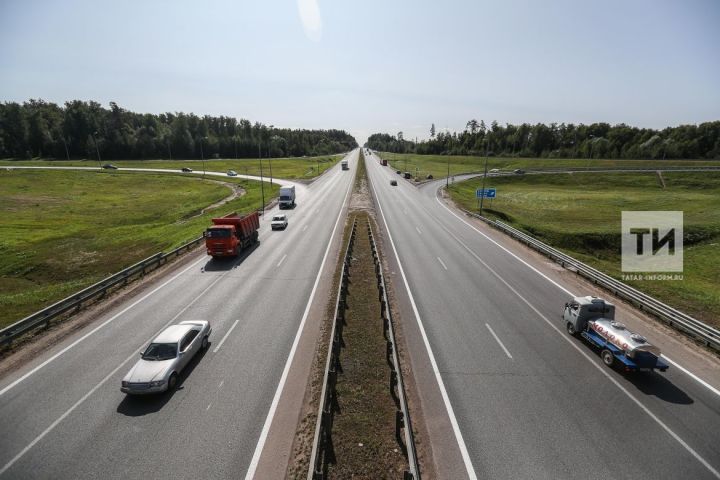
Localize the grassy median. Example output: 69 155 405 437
377 152 720 180
0 169 267 328
0 154 340 179
448 171 720 325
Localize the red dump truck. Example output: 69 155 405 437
204 212 260 257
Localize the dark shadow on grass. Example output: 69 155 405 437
627 371 694 405
201 241 259 272
116 346 209 416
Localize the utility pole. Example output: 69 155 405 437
259 142 265 215
479 139 489 217
200 137 207 179
92 131 101 168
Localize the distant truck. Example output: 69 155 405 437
562 296 669 373
380 159 387 166
341 159 349 170
279 185 296 209
204 212 259 257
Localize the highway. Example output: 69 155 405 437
0 151 358 479
365 152 720 479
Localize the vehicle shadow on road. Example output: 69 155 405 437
627 372 694 405
201 242 259 272
116 347 210 416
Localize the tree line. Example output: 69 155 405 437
366 120 720 159
0 99 357 160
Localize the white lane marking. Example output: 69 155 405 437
206 403 212 411
485 323 513 359
368 177 478 480
436 257 448 270
415 226 422 235
276 254 288 267
302 224 308 232
213 319 241 353
436 191 720 400
433 215 720 478
219 380 224 388
661 355 720 398
0 270 229 477
244 160 355 480
0 254 207 397
435 195 574 297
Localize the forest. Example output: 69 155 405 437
0 99 357 160
366 120 720 159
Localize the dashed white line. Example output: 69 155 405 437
213 319 240 353
218 380 224 389
302 224 308 232
415 226 422 235
276 254 288 267
206 403 212 411
436 257 448 270
485 323 513 359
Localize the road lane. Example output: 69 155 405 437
366 152 720 479
0 151 358 479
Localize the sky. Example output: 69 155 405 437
1 0 719 145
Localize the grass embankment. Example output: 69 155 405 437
376 152 720 180
0 169 267 328
0 154 340 179
448 172 720 325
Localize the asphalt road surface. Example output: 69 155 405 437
0 151 358 479
365 152 720 480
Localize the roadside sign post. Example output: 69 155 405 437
475 187 497 214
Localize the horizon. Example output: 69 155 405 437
1 0 718 146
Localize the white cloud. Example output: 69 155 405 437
297 0 322 42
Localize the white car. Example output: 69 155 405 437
489 168 500 173
121 320 211 395
227 170 238 176
271 214 288 230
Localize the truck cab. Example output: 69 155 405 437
341 160 349 170
279 185 296 209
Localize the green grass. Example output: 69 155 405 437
448 172 720 326
0 169 270 328
0 154 340 180
377 152 720 180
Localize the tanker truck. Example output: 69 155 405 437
204 211 259 258
562 296 669 373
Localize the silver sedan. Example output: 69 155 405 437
121 320 212 395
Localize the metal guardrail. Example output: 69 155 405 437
368 221 419 480
0 236 204 348
460 209 720 352
308 219 420 479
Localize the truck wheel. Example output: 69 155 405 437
601 349 614 367
566 322 577 336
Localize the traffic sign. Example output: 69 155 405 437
476 188 496 198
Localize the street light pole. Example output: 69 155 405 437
200 137 207 179
258 142 265 215
268 125 274 186
92 131 101 168
479 139 489 217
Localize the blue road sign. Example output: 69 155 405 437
476 188 496 198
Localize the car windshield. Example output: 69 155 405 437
142 343 177 361
279 195 291 200
206 228 231 238
273 216 284 221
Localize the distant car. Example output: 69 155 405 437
181 167 193 173
227 170 238 176
102 164 118 169
426 174 434 179
489 168 500 173
271 214 288 230
390 180 398 186
403 172 412 179
121 320 211 395
396 170 401 174
513 169 525 174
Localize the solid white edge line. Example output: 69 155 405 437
436 257 448 270
276 254 288 267
0 267 230 476
485 323 513 359
368 173 478 480
435 194 574 297
243 156 355 480
213 319 241 353
431 204 720 478
0 254 207 397
436 189 720 400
